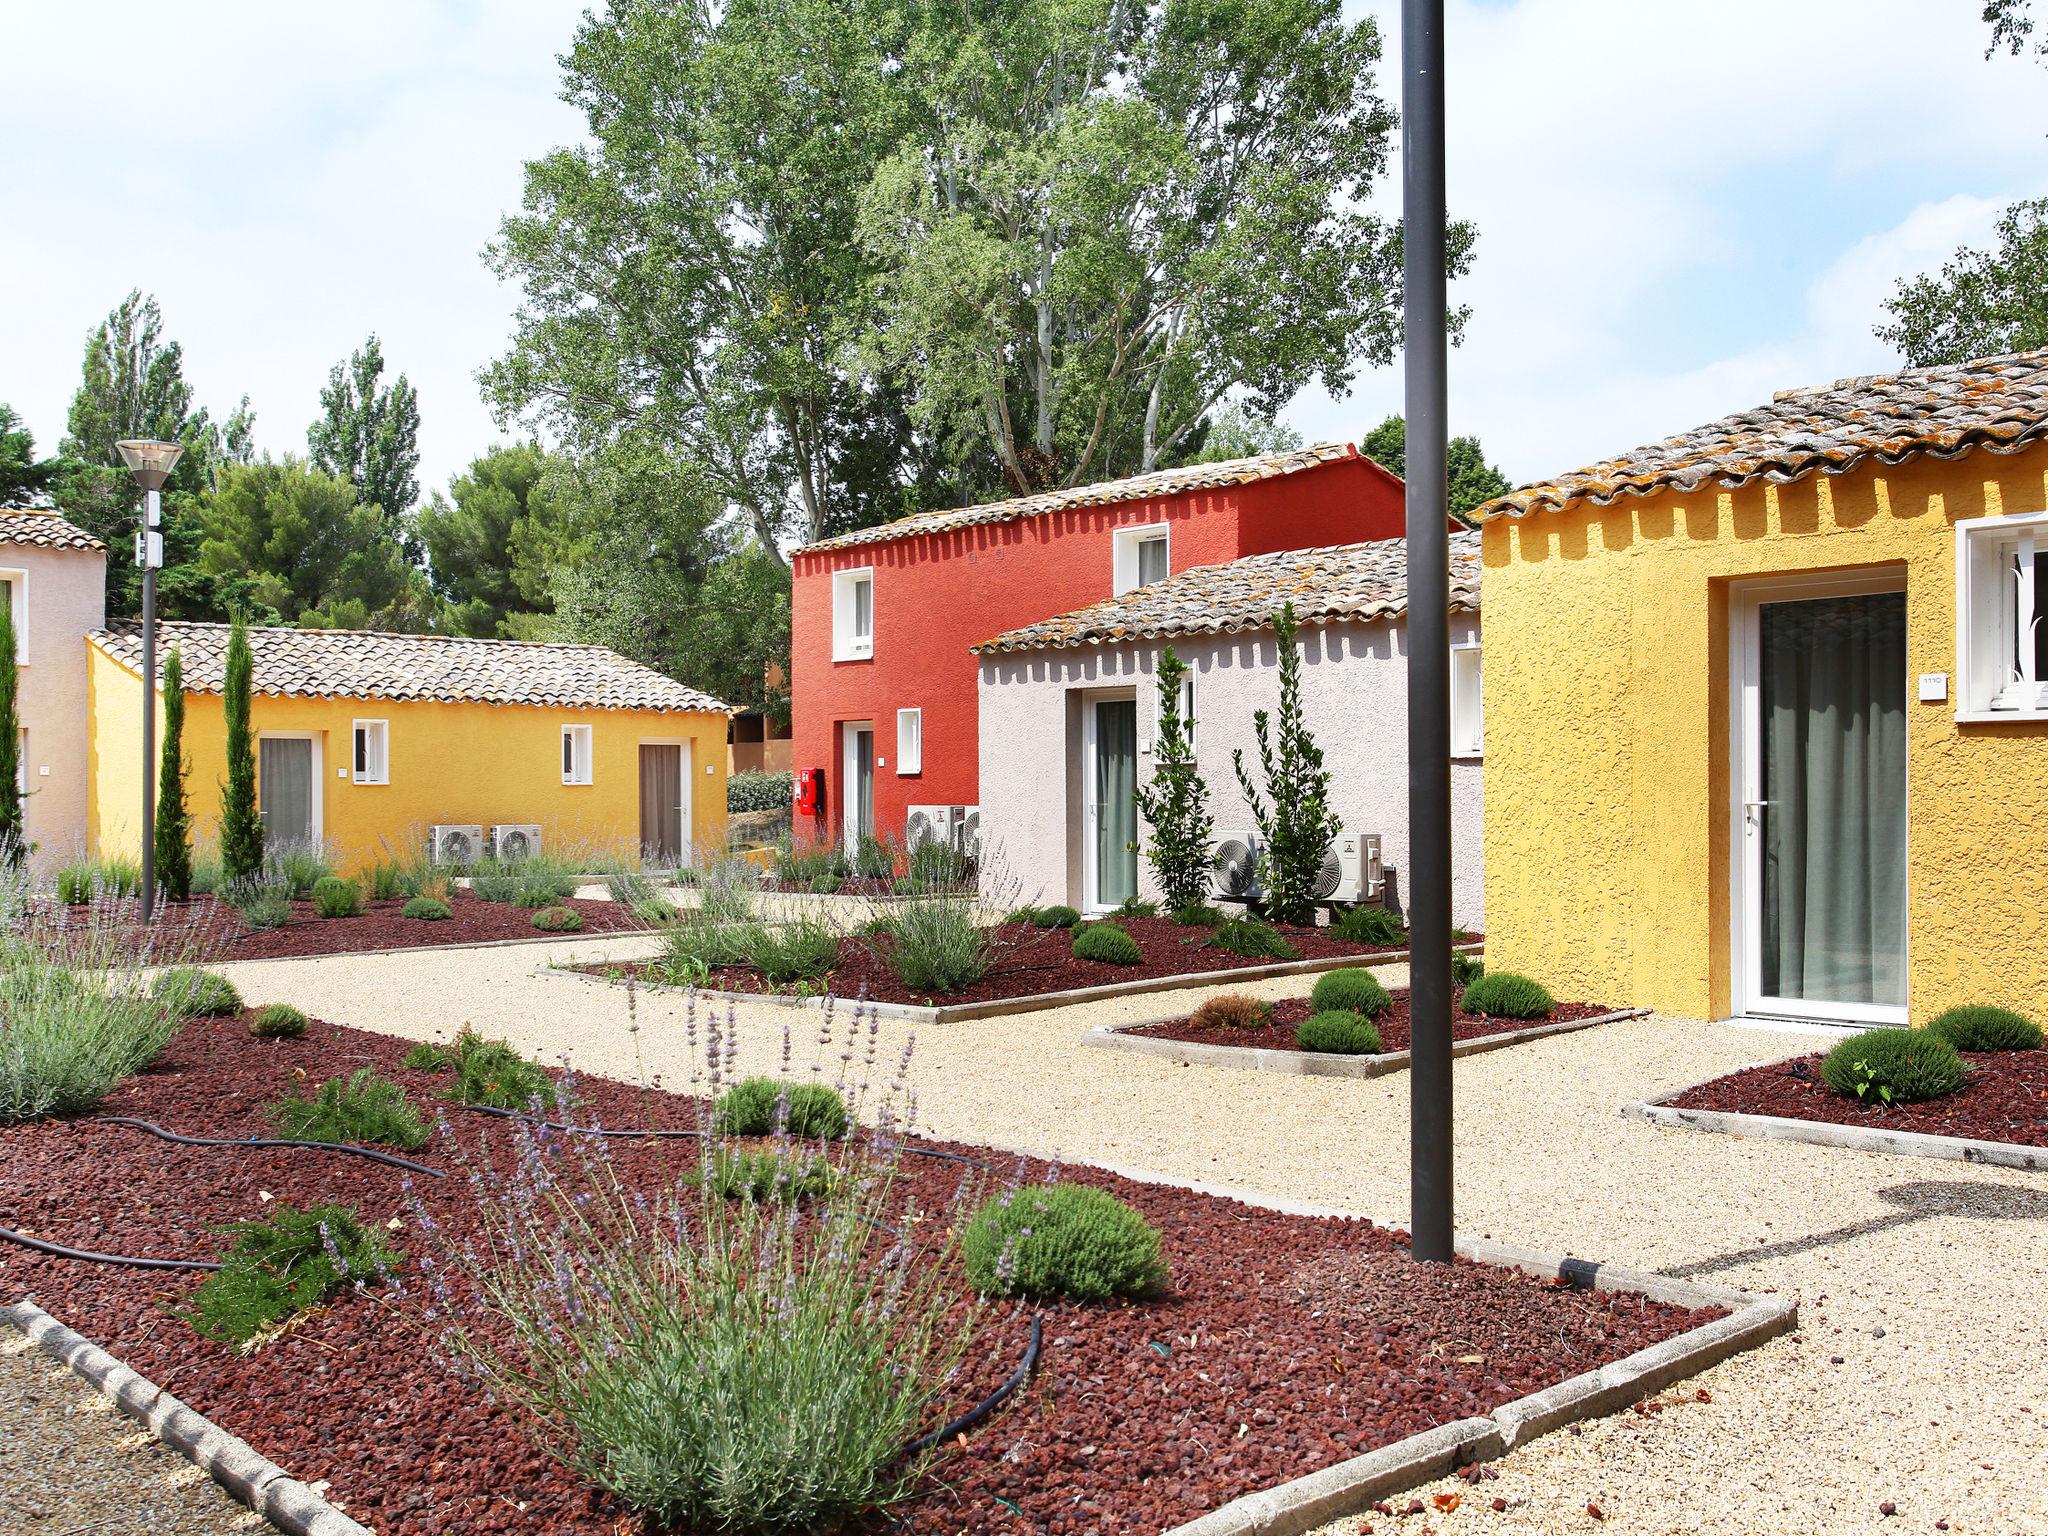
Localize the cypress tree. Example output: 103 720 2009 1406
0 595 21 864
1132 646 1213 913
154 646 192 900
1232 603 1342 924
218 616 264 881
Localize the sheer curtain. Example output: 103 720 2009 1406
1094 700 1138 908
1759 592 1908 1005
257 737 313 847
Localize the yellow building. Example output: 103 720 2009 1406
1475 349 2048 1026
88 622 731 872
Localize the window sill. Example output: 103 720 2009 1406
1956 707 2048 725
833 651 874 664
352 778 389 787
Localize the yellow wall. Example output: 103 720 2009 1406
87 644 728 872
1481 441 2048 1023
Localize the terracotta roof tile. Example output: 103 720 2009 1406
0 510 104 552
1475 348 2048 523
90 622 731 715
973 531 1480 654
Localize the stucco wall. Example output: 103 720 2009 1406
87 644 729 873
2 542 105 861
977 614 1485 926
1480 439 2048 1022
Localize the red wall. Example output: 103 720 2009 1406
789 451 1405 846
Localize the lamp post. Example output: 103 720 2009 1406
115 438 184 924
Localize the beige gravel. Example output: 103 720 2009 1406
215 937 2048 1536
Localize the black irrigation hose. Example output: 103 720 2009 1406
0 1220 221 1272
456 1102 993 1169
92 1117 446 1178
903 1313 1043 1458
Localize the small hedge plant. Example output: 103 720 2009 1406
269 1069 429 1150
1310 968 1392 1017
962 1183 1168 1301
531 905 584 933
249 1004 309 1040
402 1027 555 1110
1206 917 1297 962
1029 905 1080 929
1188 993 1272 1031
153 968 242 1019
183 1201 396 1346
311 876 363 919
1168 903 1224 928
1926 1005 2042 1052
1296 1010 1384 1055
1072 922 1143 966
1452 953 1485 989
401 896 451 920
1820 1029 1968 1106
713 1077 849 1140
744 917 840 984
1459 971 1554 1020
688 1149 835 1203
1332 905 1405 947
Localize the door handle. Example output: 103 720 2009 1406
1743 799 1771 827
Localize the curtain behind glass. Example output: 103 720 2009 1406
855 731 874 839
1095 700 1138 907
639 745 683 862
1759 593 1907 1005
258 737 313 846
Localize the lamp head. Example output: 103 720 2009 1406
115 438 185 494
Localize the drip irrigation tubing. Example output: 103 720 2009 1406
903 1313 1043 1458
92 1117 445 1178
456 1102 992 1169
0 1221 220 1272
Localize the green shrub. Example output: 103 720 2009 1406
1188 993 1272 1030
907 833 972 888
1459 971 1555 1020
773 834 840 887
183 1202 396 1346
630 897 682 926
1073 922 1143 966
1207 917 1297 961
401 896 451 921
222 872 292 930
268 1069 429 1150
532 905 584 933
0 946 179 1121
600 862 655 906
1820 1029 1968 1106
402 1027 555 1110
809 873 843 895
249 1004 309 1040
55 855 143 904
1030 904 1080 929
1168 903 1224 928
962 1183 1168 1301
687 1148 834 1203
153 967 242 1019
1452 953 1485 989
663 917 762 978
852 835 895 882
311 876 363 919
728 769 793 814
274 844 335 899
1112 896 1159 918
744 918 840 984
714 1077 849 1140
366 856 417 901
1296 1010 1384 1054
1333 904 1406 947
1926 1005 2043 1052
879 896 989 994
1310 968 1393 1017
189 845 226 897
472 865 519 903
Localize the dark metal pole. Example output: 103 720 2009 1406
1403 0 1453 1264
140 488 158 924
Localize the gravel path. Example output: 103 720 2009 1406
215 938 2048 1536
0 1325 271 1534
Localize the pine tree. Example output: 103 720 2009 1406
1132 647 1213 913
0 595 21 863
218 617 264 881
154 647 192 900
1232 604 1342 925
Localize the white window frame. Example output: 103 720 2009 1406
15 727 24 798
895 707 922 776
351 719 389 785
1450 642 1484 757
1956 510 2048 721
1112 524 1170 596
833 566 875 661
561 723 594 785
0 569 25 664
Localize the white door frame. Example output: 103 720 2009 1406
1079 689 1137 914
255 729 324 844
1729 568 1909 1026
840 721 874 853
638 737 694 869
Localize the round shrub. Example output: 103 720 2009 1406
249 1003 309 1039
1458 970 1555 1020
1926 1005 2043 1052
713 1076 850 1140
531 905 584 933
1296 1010 1384 1055
1820 1029 1968 1106
153 967 242 1019
1168 903 1224 928
962 1183 1168 1301
401 896 451 921
1031 905 1081 929
1206 917 1298 961
1072 922 1143 966
1332 904 1406 947
1310 968 1393 1017
1188 993 1272 1031
311 876 363 919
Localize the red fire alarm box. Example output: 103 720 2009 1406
796 766 826 818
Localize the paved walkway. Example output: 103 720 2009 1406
212 937 2048 1536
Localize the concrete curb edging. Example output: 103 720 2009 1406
1085 1008 1649 1078
1624 1077 2048 1171
1 1301 375 1536
208 927 663 969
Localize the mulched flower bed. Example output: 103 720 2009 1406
1131 992 1614 1052
1666 1048 2048 1147
0 1013 1714 1536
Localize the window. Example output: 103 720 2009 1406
1112 525 1170 595
1958 512 2048 719
896 707 922 775
1151 670 1197 754
351 720 389 785
14 728 23 798
0 571 24 662
833 567 874 661
561 723 594 785
1450 643 1484 756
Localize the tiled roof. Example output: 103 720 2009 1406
1475 347 2048 522
90 622 731 715
798 442 1365 555
974 531 1480 654
0 510 104 551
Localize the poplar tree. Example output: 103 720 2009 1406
0 596 21 863
154 647 192 900
1233 604 1341 924
218 617 264 881
1133 647 1212 913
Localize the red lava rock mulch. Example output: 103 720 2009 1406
0 1014 1714 1536
1131 992 1614 1053
1667 1048 2048 1147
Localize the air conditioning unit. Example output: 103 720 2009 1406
429 824 485 865
958 805 981 861
490 824 544 861
905 804 959 849
1313 830 1385 904
1209 830 1264 901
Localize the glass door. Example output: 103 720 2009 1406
841 724 874 853
1736 578 1909 1023
1085 697 1138 911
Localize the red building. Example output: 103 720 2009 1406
788 443 1406 853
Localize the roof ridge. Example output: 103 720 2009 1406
97 618 609 652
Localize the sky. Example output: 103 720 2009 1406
4 0 2047 502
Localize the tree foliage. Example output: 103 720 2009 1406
417 443 567 638
1357 414 1513 522
1132 646 1212 911
219 616 264 883
308 334 421 531
1232 603 1340 924
155 647 192 901
0 406 52 509
1876 198 2048 367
